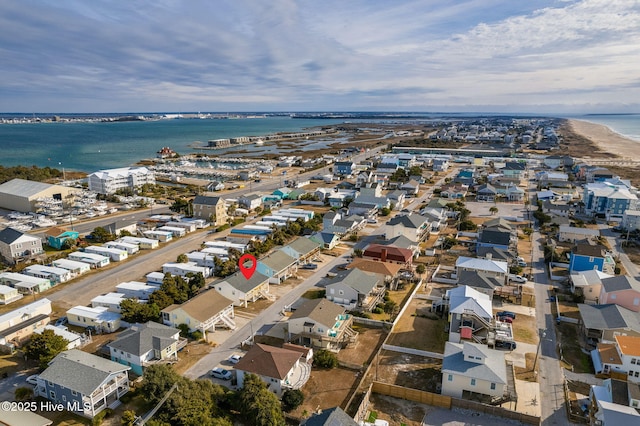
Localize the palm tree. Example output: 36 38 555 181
489 206 499 215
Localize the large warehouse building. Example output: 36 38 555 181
0 179 79 213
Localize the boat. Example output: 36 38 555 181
254 138 264 146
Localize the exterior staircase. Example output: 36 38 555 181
462 308 492 329
219 314 236 330
259 289 276 301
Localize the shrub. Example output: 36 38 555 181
282 389 304 412
313 350 338 369
191 330 203 341
372 307 383 314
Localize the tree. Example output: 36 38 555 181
415 264 426 275
15 387 33 401
489 206 499 215
24 329 69 369
313 350 338 369
120 298 160 323
353 248 363 258
382 300 397 319
177 253 189 263
89 226 116 243
61 238 77 250
282 389 304 412
238 374 285 426
141 364 181 405
170 198 190 215
121 410 137 426
379 207 391 216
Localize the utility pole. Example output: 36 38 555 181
533 328 547 372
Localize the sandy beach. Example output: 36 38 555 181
568 119 640 160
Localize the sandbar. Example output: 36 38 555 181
568 119 640 160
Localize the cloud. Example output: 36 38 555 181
0 0 638 112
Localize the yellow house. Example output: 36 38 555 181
192 195 228 226
161 290 235 341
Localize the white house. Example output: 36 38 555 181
162 262 210 278
455 256 509 284
441 341 510 400
0 272 52 294
0 285 22 305
558 225 600 243
211 271 271 307
91 293 129 313
84 245 129 262
0 298 52 348
52 258 91 277
23 265 72 284
68 251 110 268
104 241 139 255
118 236 159 250
143 230 173 242
385 213 430 242
161 290 236 340
115 282 157 300
34 325 83 350
66 306 121 333
156 226 186 238
622 210 640 232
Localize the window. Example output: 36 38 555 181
636 372 640 378
632 359 637 365
339 290 344 295
447 374 453 381
629 371 634 376
635 298 640 306
470 378 476 386
589 256 594 262
49 391 56 399
62 395 66 402
633 401 639 408
611 294 617 300
491 383 496 390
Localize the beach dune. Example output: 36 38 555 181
568 119 640 160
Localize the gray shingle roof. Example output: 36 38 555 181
601 276 640 293
287 237 321 257
479 229 511 246
0 227 25 244
301 406 358 426
329 268 382 295
290 298 344 328
458 270 503 290
442 342 507 384
259 250 296 271
578 304 640 330
193 195 223 206
387 213 427 229
107 322 178 357
39 349 130 396
218 271 269 293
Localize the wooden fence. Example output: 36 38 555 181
371 382 451 408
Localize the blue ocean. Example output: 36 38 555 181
574 114 640 141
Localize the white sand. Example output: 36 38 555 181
568 119 640 160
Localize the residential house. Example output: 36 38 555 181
476 184 497 202
476 222 514 252
432 159 449 171
455 256 509 285
238 193 263 211
589 378 640 424
51 258 91 277
356 171 374 188
68 251 110 268
115 282 157 300
287 298 357 352
85 245 128 262
559 225 600 243
444 286 494 344
385 213 430 242
543 202 573 218
586 167 615 183
161 290 236 340
578 304 640 345
309 232 340 250
346 201 378 218
441 342 511 401
325 268 385 311
346 258 402 286
211 271 271 307
476 247 510 262
143 230 173 242
36 349 130 418
569 241 615 274
0 298 51 349
23 265 72 284
300 406 358 426
104 240 139 255
570 270 614 304
387 190 406 210
234 343 310 397
91 293 128 313
583 182 638 221
334 161 355 176
118 236 159 250
420 207 448 233
280 237 321 264
322 211 364 236
598 276 640 312
0 272 52 294
256 250 297 284
103 219 138 238
108 322 183 375
400 179 420 196
66 306 121 334
192 195 227 226
505 185 525 202
34 325 82 350
543 155 573 169
206 181 225 192
88 166 155 194
500 161 526 179
378 234 421 257
622 210 640 232
457 270 505 298
363 244 413 267
440 183 469 199
162 262 210 278
0 285 22 305
45 227 79 250
0 227 44 264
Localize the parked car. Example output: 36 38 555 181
26 374 39 386
509 275 526 283
210 368 232 380
495 341 517 350
228 354 242 364
300 263 318 270
54 317 68 327
497 316 513 324
497 311 516 319
516 260 527 267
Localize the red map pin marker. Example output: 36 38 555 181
238 253 257 280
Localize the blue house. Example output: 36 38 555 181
334 161 355 176
569 242 615 274
45 226 79 250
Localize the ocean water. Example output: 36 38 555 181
575 114 640 141
0 117 345 172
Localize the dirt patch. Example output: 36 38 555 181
388 296 448 353
514 352 538 382
556 322 592 374
173 340 213 375
338 326 387 367
375 351 442 392
290 367 362 419
510 314 538 345
557 300 581 320
366 393 430 426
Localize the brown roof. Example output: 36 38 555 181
234 343 300 379
346 258 403 277
45 226 70 237
162 290 233 322
290 298 344 328
615 335 640 357
572 242 606 257
363 244 413 263
282 343 311 357
597 343 622 365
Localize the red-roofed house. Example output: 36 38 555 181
362 244 413 267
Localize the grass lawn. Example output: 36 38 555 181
556 322 592 374
511 315 538 345
557 300 581 320
301 288 325 300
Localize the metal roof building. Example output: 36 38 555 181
0 178 79 212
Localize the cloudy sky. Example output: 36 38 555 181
1 0 639 113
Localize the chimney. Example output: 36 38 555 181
380 248 387 262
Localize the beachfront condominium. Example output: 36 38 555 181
88 167 155 195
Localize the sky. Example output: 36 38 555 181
1 0 639 113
